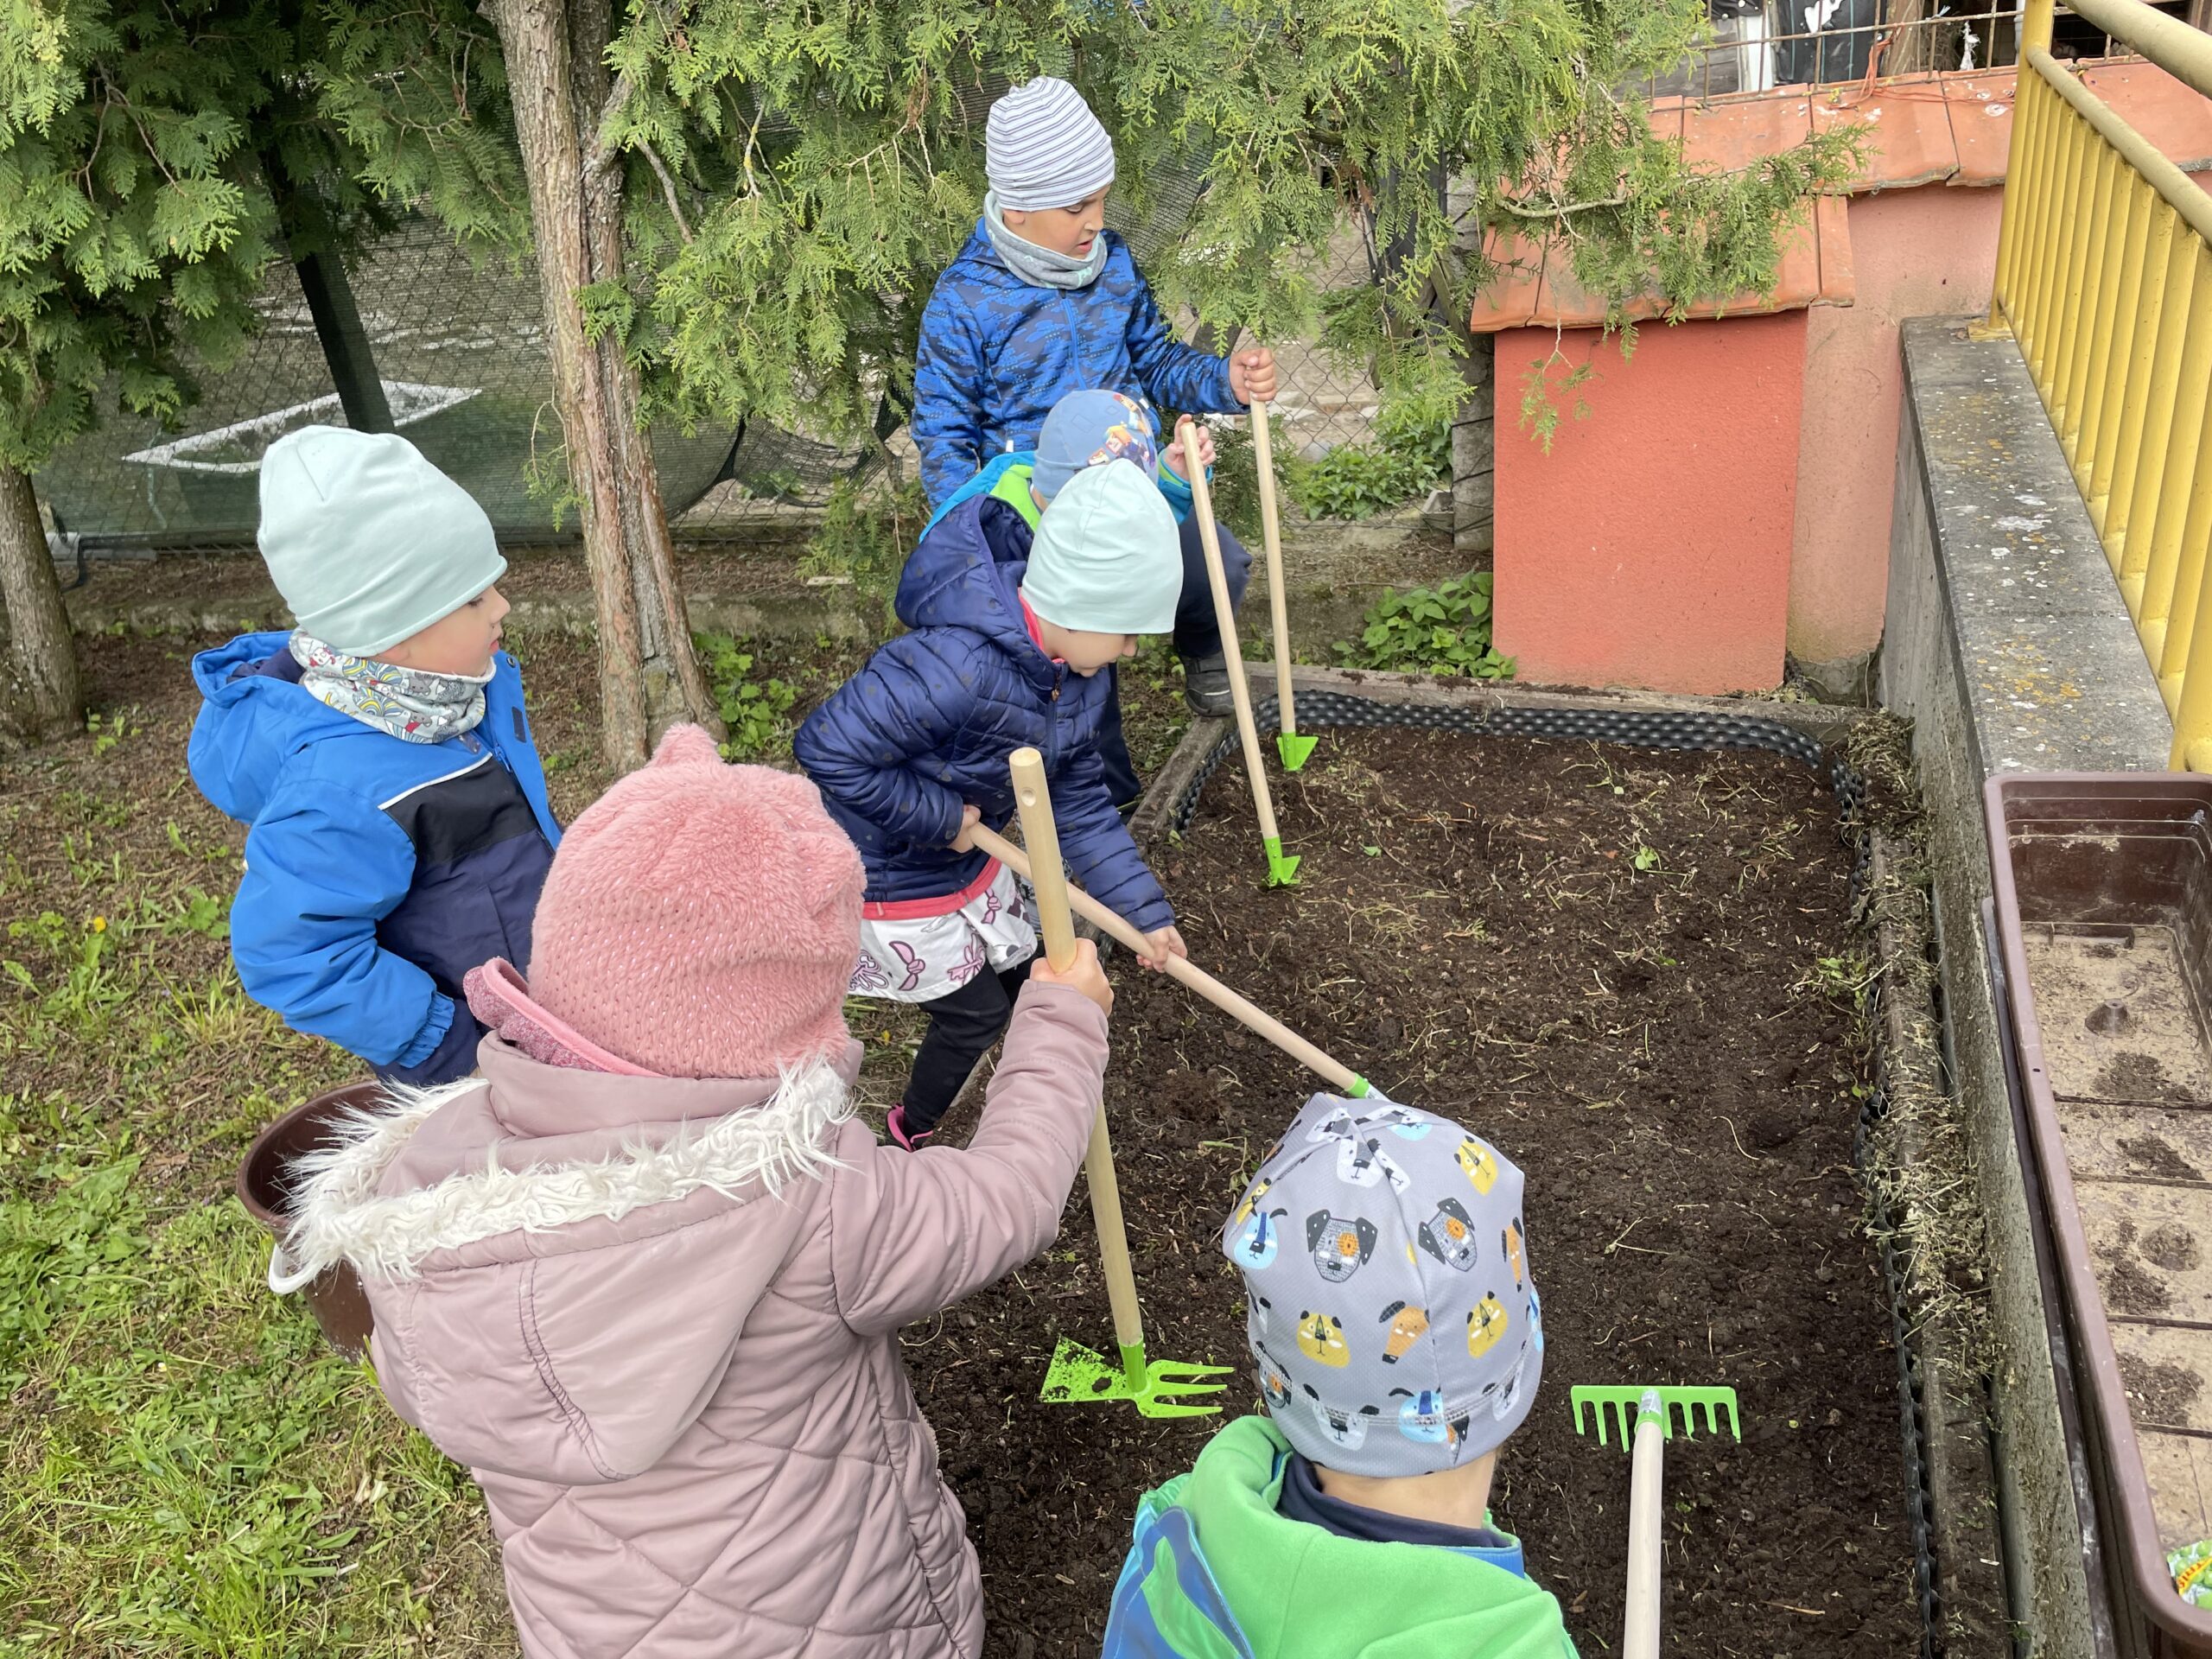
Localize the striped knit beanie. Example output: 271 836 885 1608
985 78 1116 212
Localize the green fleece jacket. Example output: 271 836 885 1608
1102 1416 1579 1659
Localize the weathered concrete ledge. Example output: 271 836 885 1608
1881 315 2174 1659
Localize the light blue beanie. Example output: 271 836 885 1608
1020 459 1180 636
257 426 506 658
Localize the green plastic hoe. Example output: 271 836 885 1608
1007 748 1231 1419
1181 418 1301 887
1247 396 1318 774
1571 1386 1742 1659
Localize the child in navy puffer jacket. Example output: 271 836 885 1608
911 75 1278 728
795 459 1186 1149
188 427 558 1087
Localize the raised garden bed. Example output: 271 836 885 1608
917 682 1943 1659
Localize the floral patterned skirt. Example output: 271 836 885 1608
849 861 1039 1004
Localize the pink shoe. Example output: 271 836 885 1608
886 1105 935 1151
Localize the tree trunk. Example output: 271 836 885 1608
489 0 716 774
0 465 82 744
264 149 397 435
566 0 715 742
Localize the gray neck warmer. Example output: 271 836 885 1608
982 193 1108 291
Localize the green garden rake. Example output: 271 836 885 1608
1007 747 1230 1419
1180 417 1300 887
1570 1385 1743 1659
1248 396 1317 772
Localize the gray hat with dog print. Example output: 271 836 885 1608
1220 1093 1542 1478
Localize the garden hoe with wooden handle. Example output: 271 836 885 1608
959 817 1371 1099
1569 1385 1743 1659
1004 747 1230 1420
1248 396 1317 772
1179 416 1300 887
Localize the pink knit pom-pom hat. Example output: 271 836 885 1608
499 725 864 1079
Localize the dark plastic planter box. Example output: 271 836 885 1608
1986 773 2212 1658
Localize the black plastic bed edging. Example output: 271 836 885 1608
1163 690 1942 1659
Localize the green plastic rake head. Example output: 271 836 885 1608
1039 1338 1230 1419
1569 1384 1742 1448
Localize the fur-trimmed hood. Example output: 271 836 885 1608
284 1046 857 1285
283 1033 865 1490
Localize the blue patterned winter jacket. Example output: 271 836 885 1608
912 223 1242 509
792 496 1174 933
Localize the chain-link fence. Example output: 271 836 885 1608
38 219 740 553
39 150 1400 555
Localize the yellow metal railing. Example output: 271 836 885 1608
1989 0 2212 770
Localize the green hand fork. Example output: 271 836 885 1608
1008 747 1231 1418
1570 1385 1742 1659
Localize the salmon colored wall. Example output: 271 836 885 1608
1789 187 2005 669
1492 311 1808 696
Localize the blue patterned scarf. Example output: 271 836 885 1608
290 632 491 744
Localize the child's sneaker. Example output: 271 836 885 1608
1181 652 1233 716
886 1105 936 1151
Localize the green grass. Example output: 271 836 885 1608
0 645 516 1656
0 622 1200 1655
0 1160 488 1656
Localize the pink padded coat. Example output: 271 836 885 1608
286 982 1108 1658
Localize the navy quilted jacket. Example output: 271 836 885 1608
911 223 1242 509
793 497 1173 933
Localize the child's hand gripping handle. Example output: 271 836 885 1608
1006 748 1145 1380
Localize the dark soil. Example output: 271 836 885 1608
2120 1353 2204 1426
2102 1219 2178 1315
920 726 1923 1657
2142 1223 2202 1273
2096 1051 2190 1103
2121 1133 2206 1183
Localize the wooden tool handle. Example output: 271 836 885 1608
1179 418 1282 847
1248 397 1296 737
1008 749 1077 969
1005 750 1142 1358
965 819 1366 1096
1623 1408 1665 1659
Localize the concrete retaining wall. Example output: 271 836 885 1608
1881 315 2174 1658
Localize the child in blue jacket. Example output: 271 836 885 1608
921 386 1177 810
912 74 1278 724
794 458 1185 1148
189 427 558 1087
